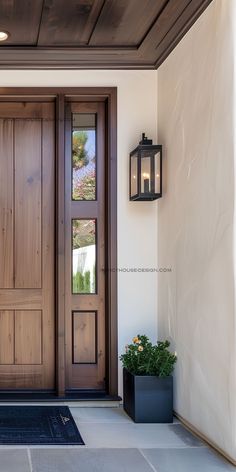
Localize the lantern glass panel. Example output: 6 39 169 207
141 156 151 193
155 151 161 194
131 154 138 197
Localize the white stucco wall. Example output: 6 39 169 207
157 0 236 461
0 70 158 396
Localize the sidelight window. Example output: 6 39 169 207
72 113 96 201
72 219 96 294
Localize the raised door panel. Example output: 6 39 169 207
73 312 97 364
0 120 14 288
0 311 14 365
14 120 42 289
15 311 42 365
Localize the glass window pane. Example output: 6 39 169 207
72 113 96 201
72 219 96 294
141 156 151 193
131 154 138 197
155 151 161 194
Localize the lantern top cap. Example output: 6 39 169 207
139 132 152 145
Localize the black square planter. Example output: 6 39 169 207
123 368 173 423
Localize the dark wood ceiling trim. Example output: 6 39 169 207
0 47 154 69
0 87 118 97
0 0 214 69
138 0 213 58
154 0 214 68
139 0 192 59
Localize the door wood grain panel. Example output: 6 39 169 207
14 120 42 289
0 289 41 310
0 120 14 288
73 312 96 364
0 311 14 365
15 311 42 365
0 103 55 119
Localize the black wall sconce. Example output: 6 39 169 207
129 133 162 201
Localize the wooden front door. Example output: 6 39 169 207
0 102 55 390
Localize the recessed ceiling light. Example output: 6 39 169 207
0 31 9 42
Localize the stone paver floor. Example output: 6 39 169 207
0 407 234 471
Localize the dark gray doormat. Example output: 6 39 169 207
0 406 84 445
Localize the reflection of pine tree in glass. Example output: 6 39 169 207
73 131 89 169
73 270 91 293
92 264 96 292
84 271 91 292
73 271 84 293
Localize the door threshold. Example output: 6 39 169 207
0 391 121 405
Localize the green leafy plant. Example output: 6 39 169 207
120 335 177 377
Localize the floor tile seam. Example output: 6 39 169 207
139 449 159 472
0 445 209 449
27 448 33 472
78 445 207 449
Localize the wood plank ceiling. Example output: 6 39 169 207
0 0 213 69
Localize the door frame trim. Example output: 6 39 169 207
0 87 118 397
